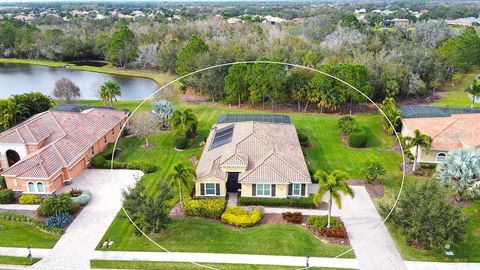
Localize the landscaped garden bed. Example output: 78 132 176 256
306 215 350 246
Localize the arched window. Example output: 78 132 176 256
436 152 447 162
6 150 20 167
27 182 35 192
36 182 45 193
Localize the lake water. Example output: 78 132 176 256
0 63 160 100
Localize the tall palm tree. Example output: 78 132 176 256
465 79 480 110
170 109 197 137
313 170 355 228
99 81 121 107
404 129 432 172
167 162 196 209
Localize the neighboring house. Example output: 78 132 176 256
194 114 311 199
263 15 287 25
226 17 243 24
446 17 480 26
0 107 127 195
401 106 480 164
391 18 410 27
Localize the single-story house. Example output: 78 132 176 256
401 109 480 164
0 107 127 195
194 114 311 199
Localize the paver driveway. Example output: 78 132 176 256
33 169 142 270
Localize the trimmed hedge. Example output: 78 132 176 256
306 215 347 238
71 190 92 206
127 160 157 173
348 125 368 148
0 189 14 204
0 211 64 235
221 206 262 227
183 197 226 219
238 196 316 209
19 194 43 204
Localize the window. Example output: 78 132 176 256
91 147 95 156
104 136 107 144
205 183 216 195
256 184 271 197
27 182 35 192
36 182 45 193
112 129 115 136
436 152 447 162
292 183 302 196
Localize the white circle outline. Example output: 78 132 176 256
109 61 406 270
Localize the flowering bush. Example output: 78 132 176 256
183 197 226 218
18 194 43 204
221 206 262 227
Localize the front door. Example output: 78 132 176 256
226 172 240 192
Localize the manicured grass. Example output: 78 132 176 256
0 256 40 266
0 58 177 86
434 68 480 107
90 260 351 270
0 219 60 248
99 216 354 258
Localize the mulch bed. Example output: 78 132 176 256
169 202 185 218
306 224 350 246
188 155 198 166
348 179 385 198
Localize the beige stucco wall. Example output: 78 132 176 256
194 176 226 197
241 183 294 199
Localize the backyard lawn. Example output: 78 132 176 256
434 68 480 107
0 219 60 248
98 216 354 258
90 260 352 270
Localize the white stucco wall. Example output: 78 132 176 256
0 143 28 169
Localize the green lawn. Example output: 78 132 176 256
434 68 480 107
0 256 40 266
98 216 354 258
90 260 352 270
0 219 60 248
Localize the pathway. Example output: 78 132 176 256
227 192 237 206
32 169 141 270
92 251 360 269
0 247 50 258
0 204 39 211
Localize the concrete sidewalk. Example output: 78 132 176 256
0 204 39 211
92 250 360 269
32 169 141 270
0 247 50 258
405 261 480 270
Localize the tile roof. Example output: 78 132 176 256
196 119 311 184
402 113 480 150
1 108 127 179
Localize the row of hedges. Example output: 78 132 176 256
92 155 157 173
238 196 316 209
306 215 347 238
221 206 262 227
0 211 64 235
183 197 227 219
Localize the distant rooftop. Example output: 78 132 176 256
400 105 480 118
51 104 128 114
217 114 291 124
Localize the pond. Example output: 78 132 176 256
0 63 160 100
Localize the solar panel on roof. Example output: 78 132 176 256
210 125 234 149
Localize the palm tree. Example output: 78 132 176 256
313 170 355 228
99 81 121 107
170 109 197 137
360 161 386 183
465 79 480 110
167 162 196 209
404 129 432 172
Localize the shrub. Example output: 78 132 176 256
0 211 64 235
0 189 14 204
282 212 302 223
348 125 368 148
102 144 122 160
91 155 107 168
183 197 226 219
112 161 128 169
39 193 73 217
306 215 347 238
127 160 158 173
297 133 310 148
45 212 73 229
69 203 81 215
238 196 316 209
19 194 43 204
0 176 6 189
69 188 81 197
337 116 357 135
221 206 262 227
174 134 189 149
71 190 92 206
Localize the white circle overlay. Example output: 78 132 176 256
109 61 407 270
